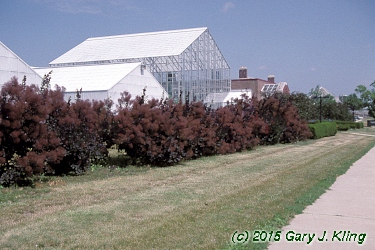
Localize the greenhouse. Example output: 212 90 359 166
205 89 251 107
0 41 42 87
261 82 289 97
34 63 167 106
49 27 231 104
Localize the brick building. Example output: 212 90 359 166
231 66 289 99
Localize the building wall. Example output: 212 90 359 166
60 64 167 107
109 64 168 104
231 78 272 100
63 91 108 103
204 89 252 108
281 84 290 94
0 42 42 86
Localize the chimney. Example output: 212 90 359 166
268 75 275 83
239 66 248 78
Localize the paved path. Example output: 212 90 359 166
268 145 375 249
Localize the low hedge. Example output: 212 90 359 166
308 122 337 139
336 121 364 131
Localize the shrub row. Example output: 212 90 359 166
0 77 111 186
308 122 337 139
0 77 312 186
114 92 312 166
336 121 364 131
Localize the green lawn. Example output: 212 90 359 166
1 129 374 250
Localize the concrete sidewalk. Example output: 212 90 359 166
268 145 375 249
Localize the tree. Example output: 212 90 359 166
290 89 352 122
289 92 315 121
308 85 323 98
355 81 375 118
308 85 335 122
345 94 363 121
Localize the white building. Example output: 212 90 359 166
34 63 167 106
205 89 252 107
0 41 42 86
49 27 231 105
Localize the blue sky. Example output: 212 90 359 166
1 0 374 95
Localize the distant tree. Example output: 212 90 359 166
308 85 322 98
308 85 336 121
290 88 351 122
289 91 317 121
331 102 352 121
289 92 314 121
345 93 363 121
355 81 375 118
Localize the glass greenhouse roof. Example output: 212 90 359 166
262 84 278 93
50 27 207 66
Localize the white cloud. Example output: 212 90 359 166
310 67 317 72
257 65 268 71
222 2 235 13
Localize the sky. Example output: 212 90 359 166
1 0 374 96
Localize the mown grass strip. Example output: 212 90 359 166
0 131 374 250
225 136 375 250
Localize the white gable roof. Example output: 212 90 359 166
223 90 252 103
50 27 207 66
319 86 332 96
205 90 251 105
34 63 142 92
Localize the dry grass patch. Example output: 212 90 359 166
0 130 374 249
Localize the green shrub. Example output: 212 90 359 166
337 124 349 131
336 121 364 131
308 122 337 139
